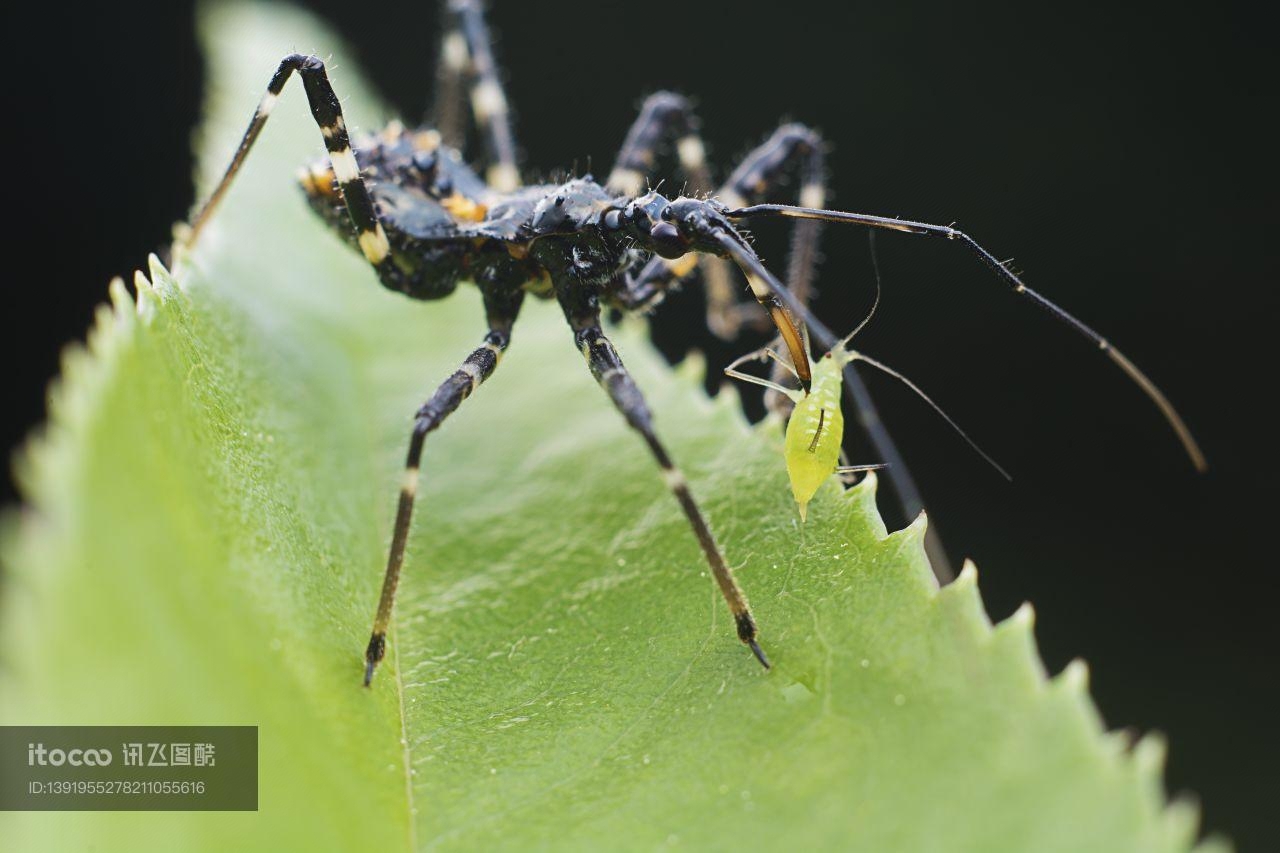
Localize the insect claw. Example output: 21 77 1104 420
748 638 772 670
363 631 386 687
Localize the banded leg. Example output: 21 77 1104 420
187 54 393 274
570 313 768 668
364 293 522 686
440 0 520 191
606 91 714 197
621 123 827 340
604 93 745 334
430 1 471 150
721 123 827 335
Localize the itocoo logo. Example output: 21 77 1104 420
27 743 113 766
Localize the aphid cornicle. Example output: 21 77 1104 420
181 0 1206 686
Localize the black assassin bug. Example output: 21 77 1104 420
183 0 1206 687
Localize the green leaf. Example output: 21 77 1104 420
1 3 1225 851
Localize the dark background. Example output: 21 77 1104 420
5 1 1274 848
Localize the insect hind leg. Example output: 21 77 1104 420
185 54 393 278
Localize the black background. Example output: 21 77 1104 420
4 1 1275 848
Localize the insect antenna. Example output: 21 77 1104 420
723 203 1208 472
836 232 884 350
848 351 1012 483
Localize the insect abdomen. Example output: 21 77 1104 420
783 377 845 521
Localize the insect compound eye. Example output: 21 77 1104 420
649 221 687 259
602 209 622 231
411 150 438 175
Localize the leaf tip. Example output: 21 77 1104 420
1058 657 1090 692
1009 600 1036 630
1133 730 1169 777
107 276 135 315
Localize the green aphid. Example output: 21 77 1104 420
727 322 1009 522
726 336 882 522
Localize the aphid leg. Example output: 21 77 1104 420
725 346 798 377
568 311 769 669
186 54 394 279
364 290 523 686
763 347 801 380
443 0 521 192
723 348 802 398
606 91 714 198
723 367 794 398
835 463 889 483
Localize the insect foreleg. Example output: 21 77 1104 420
566 307 768 669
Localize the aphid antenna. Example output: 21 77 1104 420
837 231 883 351
847 351 1012 483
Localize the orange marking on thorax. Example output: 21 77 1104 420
442 193 488 222
665 254 699 278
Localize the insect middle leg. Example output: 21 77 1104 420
566 307 768 668
434 0 521 192
364 290 523 686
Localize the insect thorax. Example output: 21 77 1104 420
296 123 637 303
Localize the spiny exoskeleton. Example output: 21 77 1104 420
180 0 1206 686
